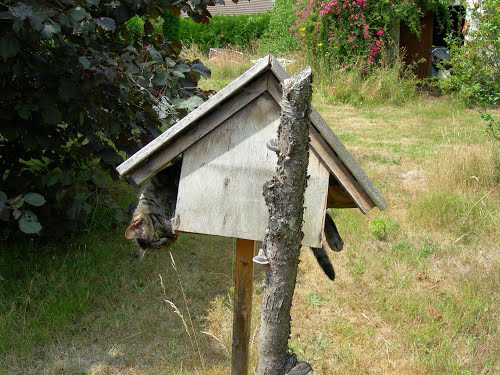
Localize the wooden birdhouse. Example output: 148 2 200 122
117 56 386 246
116 55 386 374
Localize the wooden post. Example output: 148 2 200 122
232 238 255 375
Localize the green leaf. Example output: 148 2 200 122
95 17 116 31
13 209 21 220
24 193 46 207
192 62 211 78
86 0 100 6
104 67 116 81
176 96 204 111
148 49 162 62
12 6 32 20
78 56 91 69
46 168 62 187
69 7 87 22
165 57 176 67
18 105 32 120
153 70 169 86
0 36 20 61
42 107 62 124
18 211 42 234
41 23 60 39
174 64 191 73
8 195 24 209
172 70 184 78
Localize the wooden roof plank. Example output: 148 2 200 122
117 55 387 212
310 127 374 213
268 72 376 214
116 55 271 177
309 109 387 211
128 74 269 185
270 57 387 211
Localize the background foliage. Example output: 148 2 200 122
177 13 271 53
291 0 450 69
0 0 214 237
439 0 499 107
258 0 299 54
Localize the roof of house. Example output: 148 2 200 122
207 0 274 16
116 55 387 213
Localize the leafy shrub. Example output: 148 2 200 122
0 192 46 234
259 0 299 54
291 0 449 69
162 11 181 41
178 14 271 53
126 15 165 41
0 1 213 238
438 0 499 107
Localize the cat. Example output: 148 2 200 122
125 156 344 281
310 213 343 281
253 211 343 281
124 158 182 259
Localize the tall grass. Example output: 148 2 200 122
410 144 499 242
286 54 419 107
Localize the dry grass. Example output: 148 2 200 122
1 59 499 374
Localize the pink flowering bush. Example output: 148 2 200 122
291 0 442 68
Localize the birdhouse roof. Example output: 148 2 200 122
116 55 387 213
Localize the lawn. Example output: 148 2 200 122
1 58 498 374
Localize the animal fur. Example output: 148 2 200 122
124 159 182 258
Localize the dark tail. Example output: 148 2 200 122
311 247 335 281
324 213 344 252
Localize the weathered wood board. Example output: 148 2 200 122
173 93 329 248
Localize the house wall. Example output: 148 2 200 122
207 0 274 16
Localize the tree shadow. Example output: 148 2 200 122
1 232 240 374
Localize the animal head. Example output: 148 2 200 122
125 212 178 251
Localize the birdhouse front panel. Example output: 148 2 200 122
172 93 329 248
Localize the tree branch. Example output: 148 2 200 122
257 67 314 375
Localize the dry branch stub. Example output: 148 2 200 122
257 67 314 375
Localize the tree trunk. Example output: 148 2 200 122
257 68 314 375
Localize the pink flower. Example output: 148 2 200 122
377 30 384 37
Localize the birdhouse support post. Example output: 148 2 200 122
257 68 314 375
232 238 255 375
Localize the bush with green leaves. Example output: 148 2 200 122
178 13 271 53
0 0 214 237
291 0 450 69
259 0 299 54
438 0 499 107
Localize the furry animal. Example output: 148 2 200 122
252 210 344 281
310 213 344 281
125 156 345 282
124 159 182 258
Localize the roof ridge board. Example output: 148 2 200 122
269 56 387 211
309 110 387 210
116 55 272 177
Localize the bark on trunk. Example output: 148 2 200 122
257 67 314 375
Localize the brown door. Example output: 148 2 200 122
400 12 434 79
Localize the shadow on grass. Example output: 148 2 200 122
0 228 236 374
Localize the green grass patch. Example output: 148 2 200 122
410 190 499 241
